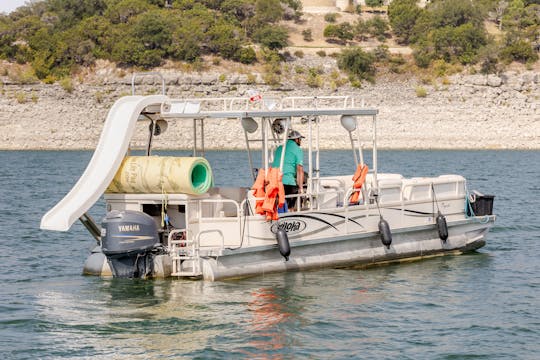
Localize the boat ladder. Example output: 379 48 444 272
169 229 202 277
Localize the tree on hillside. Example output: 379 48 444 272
133 11 172 51
323 22 354 45
253 25 288 49
409 0 489 67
47 0 107 29
500 31 539 63
498 0 540 62
104 0 152 24
207 20 244 59
387 0 422 44
221 0 256 22
254 0 283 23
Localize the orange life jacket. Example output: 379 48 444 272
252 169 267 215
350 164 369 204
251 168 285 221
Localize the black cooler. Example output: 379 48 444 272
468 191 495 216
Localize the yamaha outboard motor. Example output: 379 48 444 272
101 210 161 278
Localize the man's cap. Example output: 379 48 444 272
288 130 305 140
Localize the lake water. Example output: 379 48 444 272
1 150 539 359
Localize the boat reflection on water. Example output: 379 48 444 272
248 287 294 354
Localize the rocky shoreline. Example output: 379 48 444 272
1 58 539 151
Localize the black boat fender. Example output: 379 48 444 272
276 228 291 261
379 218 392 249
436 211 448 242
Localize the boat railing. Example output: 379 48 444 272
162 97 243 115
281 96 362 109
159 95 368 117
197 229 225 250
247 186 351 217
160 96 284 116
342 187 372 234
194 198 241 218
188 197 242 249
174 176 467 254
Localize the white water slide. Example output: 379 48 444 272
40 95 167 231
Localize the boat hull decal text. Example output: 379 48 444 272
281 214 339 231
271 220 307 235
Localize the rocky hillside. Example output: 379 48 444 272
1 55 538 151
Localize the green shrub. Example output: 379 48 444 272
389 54 406 65
316 50 327 57
337 47 376 83
306 68 322 88
15 91 27 103
234 47 257 64
329 70 347 88
389 63 403 74
294 50 304 58
413 43 435 68
324 23 354 44
372 44 390 62
366 16 389 41
431 59 450 77
253 25 289 50
500 39 538 64
59 77 74 93
415 86 427 97
366 0 384 6
324 13 338 23
478 49 500 74
349 78 362 88
302 29 313 42
43 75 56 84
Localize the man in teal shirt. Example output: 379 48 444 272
273 130 304 210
